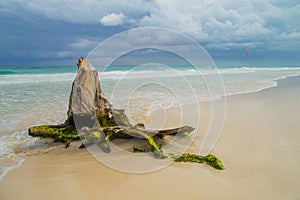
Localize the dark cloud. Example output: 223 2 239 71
0 0 299 66
0 10 126 65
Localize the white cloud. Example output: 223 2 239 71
100 13 126 26
55 51 72 58
69 38 98 49
135 0 300 50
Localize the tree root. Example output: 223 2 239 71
29 124 225 169
29 124 194 158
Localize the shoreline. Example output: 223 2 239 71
210 72 300 103
1 74 300 161
0 75 300 199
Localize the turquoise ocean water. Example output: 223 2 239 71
0 65 300 180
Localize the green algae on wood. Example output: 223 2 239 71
28 125 79 147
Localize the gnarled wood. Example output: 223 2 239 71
29 124 194 158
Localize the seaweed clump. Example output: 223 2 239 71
175 153 225 170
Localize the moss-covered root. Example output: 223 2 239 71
80 131 112 153
28 125 79 147
175 154 225 170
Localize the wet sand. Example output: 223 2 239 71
0 76 300 200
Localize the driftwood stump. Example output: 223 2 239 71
28 57 225 170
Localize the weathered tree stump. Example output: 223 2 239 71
28 57 225 170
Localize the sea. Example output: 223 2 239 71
0 65 300 180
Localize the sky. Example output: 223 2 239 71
0 0 299 67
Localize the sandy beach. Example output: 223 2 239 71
0 76 299 200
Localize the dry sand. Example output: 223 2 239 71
0 76 300 200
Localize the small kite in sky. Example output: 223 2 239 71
244 48 249 55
